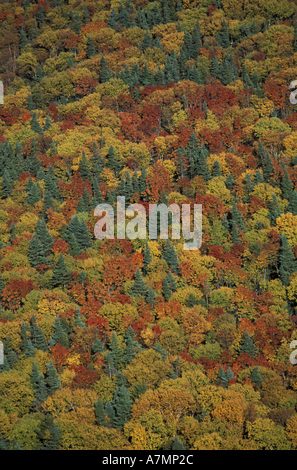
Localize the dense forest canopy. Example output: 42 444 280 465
1 0 297 451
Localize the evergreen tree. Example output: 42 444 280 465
162 276 172 301
146 286 157 307
250 366 264 387
239 331 258 357
35 217 54 256
31 360 47 408
1 169 13 198
30 314 48 351
30 111 43 135
172 436 186 450
51 254 72 288
92 338 104 354
268 194 281 225
49 316 69 348
281 164 293 200
36 416 61 450
105 399 116 424
216 19 230 48
99 55 111 83
28 235 48 268
109 331 123 370
142 241 152 275
111 385 133 428
108 7 118 29
95 397 107 426
162 240 180 275
212 159 222 177
288 189 297 215
154 341 167 361
86 36 96 58
44 360 61 396
279 234 297 287
130 268 148 297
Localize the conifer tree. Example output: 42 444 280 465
28 235 48 268
239 331 258 357
268 194 281 225
109 331 123 370
51 254 72 288
216 19 230 48
49 316 69 348
162 276 172 301
172 436 186 450
30 111 43 135
146 286 157 307
250 366 264 387
44 360 61 396
111 384 133 429
142 241 152 275
95 398 107 426
279 234 297 287
288 190 297 215
30 314 48 351
130 268 148 297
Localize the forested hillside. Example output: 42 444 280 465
2 0 297 450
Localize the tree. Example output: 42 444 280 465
239 331 258 357
30 314 48 351
111 384 133 429
49 316 69 348
250 366 263 388
44 360 61 396
162 240 180 275
172 435 186 450
279 234 297 287
28 236 48 268
130 268 148 297
30 111 43 135
51 254 72 288
216 19 230 48
31 361 47 409
162 276 172 301
95 397 107 426
142 241 152 275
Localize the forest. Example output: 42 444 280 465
1 0 297 451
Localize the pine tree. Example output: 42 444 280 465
44 360 61 396
279 234 297 287
105 399 116 424
288 190 297 215
35 217 54 256
130 268 148 297
239 331 258 357
26 181 41 205
111 385 133 428
142 241 152 275
30 314 48 351
281 165 293 200
146 286 157 307
268 194 281 225
86 36 96 58
108 7 118 28
162 276 172 301
1 169 13 198
95 398 107 426
172 436 186 450
250 366 264 387
92 338 104 354
49 316 69 348
31 361 47 408
99 55 111 83
109 331 123 370
28 235 48 268
216 19 230 48
30 111 43 134
212 159 222 177
162 240 180 275
51 254 72 288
